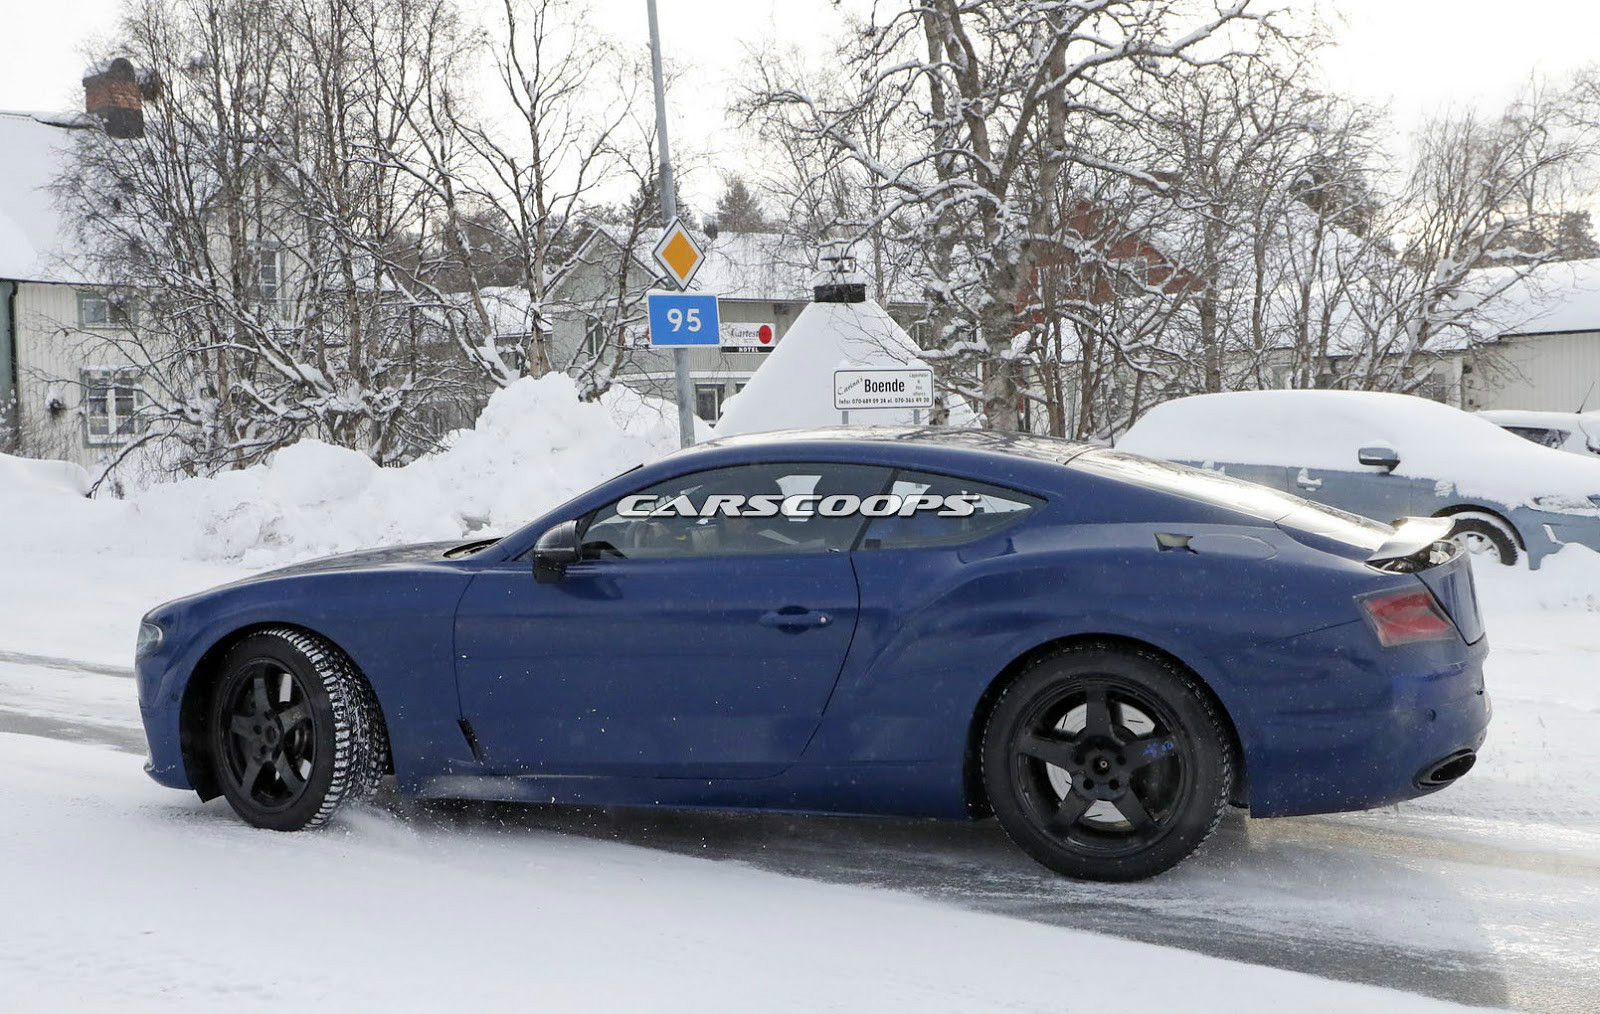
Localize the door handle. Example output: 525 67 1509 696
759 608 833 630
1295 468 1323 491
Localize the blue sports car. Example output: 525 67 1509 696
135 429 1490 881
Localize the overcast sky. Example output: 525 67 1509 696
5 0 1599 207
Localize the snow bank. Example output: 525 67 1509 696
0 375 689 568
1475 544 1600 615
0 451 90 497
1118 389 1600 507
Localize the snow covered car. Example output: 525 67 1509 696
1118 390 1600 567
136 429 1490 881
1478 409 1600 458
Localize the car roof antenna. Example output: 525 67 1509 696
1577 381 1595 414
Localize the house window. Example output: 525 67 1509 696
251 244 283 305
78 290 134 329
583 317 607 358
694 383 726 422
82 369 142 445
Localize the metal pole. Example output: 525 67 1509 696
647 0 696 449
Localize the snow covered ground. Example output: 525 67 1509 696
2 380 1598 1010
0 731 1483 1013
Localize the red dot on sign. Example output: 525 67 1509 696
758 324 773 344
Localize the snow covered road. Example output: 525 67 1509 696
2 598 1598 1010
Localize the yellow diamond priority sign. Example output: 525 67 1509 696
652 219 705 290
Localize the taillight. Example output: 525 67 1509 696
1360 587 1455 647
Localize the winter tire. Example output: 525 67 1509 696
981 644 1232 882
1444 514 1519 566
207 628 387 831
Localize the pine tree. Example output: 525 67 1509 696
713 176 770 233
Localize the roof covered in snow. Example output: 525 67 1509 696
0 110 94 284
1463 257 1600 339
555 226 930 306
677 231 810 301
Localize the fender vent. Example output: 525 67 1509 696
457 719 484 762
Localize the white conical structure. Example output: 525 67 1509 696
714 296 932 436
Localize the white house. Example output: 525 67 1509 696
1 61 150 470
1456 257 1600 413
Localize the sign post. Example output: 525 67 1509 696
646 0 697 448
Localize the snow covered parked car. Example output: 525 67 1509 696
1117 390 1600 567
1478 409 1600 458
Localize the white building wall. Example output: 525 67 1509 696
12 280 145 469
1464 332 1600 412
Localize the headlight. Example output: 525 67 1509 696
136 621 164 658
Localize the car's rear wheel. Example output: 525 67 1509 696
207 629 386 831
1444 513 1519 566
981 645 1232 881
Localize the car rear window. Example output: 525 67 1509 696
1501 425 1569 449
1072 449 1307 522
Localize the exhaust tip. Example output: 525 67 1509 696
1415 749 1477 788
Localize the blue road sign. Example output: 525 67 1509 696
647 291 720 347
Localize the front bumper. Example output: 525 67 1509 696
1234 622 1491 818
136 645 194 791
141 701 191 789
1513 508 1600 568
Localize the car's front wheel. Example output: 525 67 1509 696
981 645 1233 881
207 628 387 831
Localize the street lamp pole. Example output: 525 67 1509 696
646 0 697 448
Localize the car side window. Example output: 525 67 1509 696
859 470 1041 550
580 462 893 560
1502 425 1568 449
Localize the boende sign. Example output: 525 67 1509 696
833 368 934 410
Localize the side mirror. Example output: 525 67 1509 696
1358 446 1400 472
532 520 581 584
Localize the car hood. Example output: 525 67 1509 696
142 540 488 627
237 541 471 582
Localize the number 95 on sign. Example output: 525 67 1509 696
647 291 721 347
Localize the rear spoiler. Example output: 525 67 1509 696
1367 517 1454 565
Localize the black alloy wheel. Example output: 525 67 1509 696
982 645 1233 881
207 629 386 831
218 660 318 812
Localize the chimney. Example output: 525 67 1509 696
811 240 867 303
83 58 144 139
